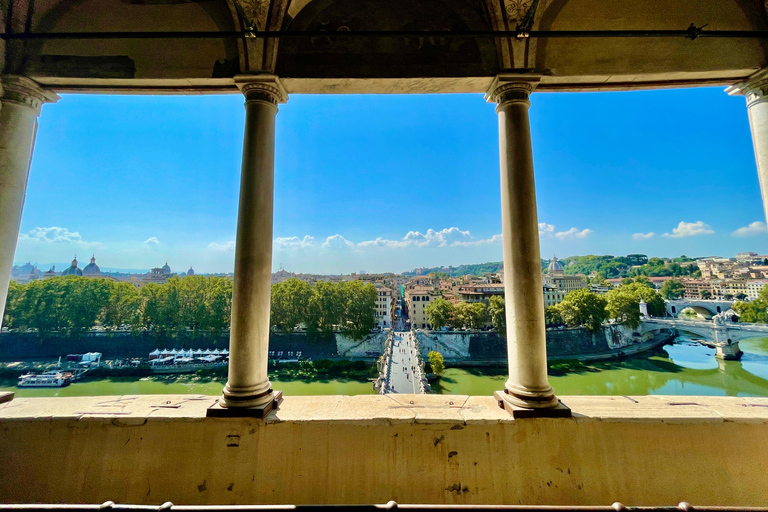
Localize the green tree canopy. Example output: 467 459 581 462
425 297 454 330
661 279 685 300
488 295 506 335
555 289 607 332
428 350 445 375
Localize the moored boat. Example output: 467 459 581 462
17 372 71 388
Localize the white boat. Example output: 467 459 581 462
17 372 72 388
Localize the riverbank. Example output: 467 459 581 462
4 333 768 398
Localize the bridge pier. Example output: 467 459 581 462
715 341 743 361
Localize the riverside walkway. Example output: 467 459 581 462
378 331 427 394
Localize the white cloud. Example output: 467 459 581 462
662 221 714 238
357 227 474 248
555 227 592 240
732 221 767 237
144 237 161 245
322 234 355 250
274 235 315 249
452 234 503 247
538 223 555 238
632 232 655 241
208 241 236 252
20 226 85 244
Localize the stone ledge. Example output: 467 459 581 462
1 394 767 424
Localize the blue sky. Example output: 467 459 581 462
14 87 768 274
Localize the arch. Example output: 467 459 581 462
19 0 239 80
276 0 499 79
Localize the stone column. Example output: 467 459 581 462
486 75 565 415
0 76 58 329
728 69 768 227
222 75 287 409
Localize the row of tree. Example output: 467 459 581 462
425 281 667 334
270 278 376 340
3 276 376 340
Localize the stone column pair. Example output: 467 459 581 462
0 76 59 330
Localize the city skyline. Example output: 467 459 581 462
13 87 768 274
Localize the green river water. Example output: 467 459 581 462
4 332 768 398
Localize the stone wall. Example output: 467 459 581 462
0 331 340 361
416 325 652 363
2 394 768 506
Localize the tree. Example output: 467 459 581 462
271 278 312 333
701 289 712 300
488 296 505 335
425 297 453 330
59 277 110 335
307 281 344 334
102 281 140 330
339 280 376 340
556 289 608 332
428 351 445 375
545 306 563 327
736 293 748 301
606 288 641 329
453 301 487 330
661 279 685 300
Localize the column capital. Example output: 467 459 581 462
485 74 541 106
726 68 768 108
234 74 288 105
1 75 59 114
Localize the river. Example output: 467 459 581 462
4 332 768 398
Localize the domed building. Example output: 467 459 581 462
83 255 101 277
162 262 171 275
547 256 565 275
186 267 195 276
543 255 586 295
61 256 83 276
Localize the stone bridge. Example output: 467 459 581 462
640 317 768 359
665 299 735 319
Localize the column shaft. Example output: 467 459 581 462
222 76 287 408
487 75 558 410
728 71 768 227
0 76 58 329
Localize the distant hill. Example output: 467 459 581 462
402 261 504 277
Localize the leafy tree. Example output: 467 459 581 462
339 280 376 340
556 289 608 332
620 282 666 317
102 281 141 330
701 289 712 300
736 293 748 301
428 350 445 375
452 301 487 330
661 279 685 300
724 293 734 301
488 295 506 335
621 278 634 285
606 288 641 329
425 297 454 330
545 306 564 327
307 281 344 334
733 286 768 323
271 278 312 332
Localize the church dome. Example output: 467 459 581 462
83 255 101 276
187 267 195 276
61 256 83 277
162 262 171 274
547 256 564 273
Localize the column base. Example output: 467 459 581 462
207 390 282 418
494 390 571 418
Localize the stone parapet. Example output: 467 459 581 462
2 394 768 506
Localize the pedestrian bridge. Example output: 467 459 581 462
665 299 735 319
375 331 428 394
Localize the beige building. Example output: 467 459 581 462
405 286 440 330
543 284 567 308
542 256 587 294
